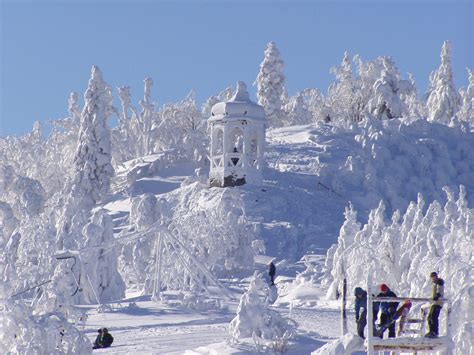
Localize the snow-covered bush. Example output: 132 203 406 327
229 272 296 346
324 186 472 353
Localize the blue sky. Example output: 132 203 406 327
1 0 472 136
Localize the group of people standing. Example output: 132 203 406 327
354 272 444 339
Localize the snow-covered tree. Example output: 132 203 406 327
324 186 472 353
284 91 314 125
154 91 208 161
80 209 126 304
73 65 115 205
426 41 461 124
202 85 235 118
328 51 364 123
114 78 159 163
255 41 287 127
367 57 412 120
458 68 474 124
229 271 295 347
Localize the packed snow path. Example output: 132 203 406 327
84 298 345 354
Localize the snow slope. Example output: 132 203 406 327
90 119 473 353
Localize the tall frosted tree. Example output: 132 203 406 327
57 66 114 250
458 68 474 124
255 41 287 127
73 65 114 205
328 51 366 123
426 41 461 124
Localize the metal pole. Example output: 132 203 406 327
367 272 374 355
152 231 164 301
341 278 348 335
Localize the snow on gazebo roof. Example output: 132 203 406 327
209 81 266 122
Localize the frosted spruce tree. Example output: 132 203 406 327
284 92 314 125
368 57 412 120
229 271 295 349
458 68 474 124
426 41 461 124
73 65 114 205
81 209 126 304
255 41 287 127
56 66 114 251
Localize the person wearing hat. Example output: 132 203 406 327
93 327 114 349
376 284 398 338
354 287 368 338
425 272 444 338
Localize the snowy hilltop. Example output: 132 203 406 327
1 41 473 354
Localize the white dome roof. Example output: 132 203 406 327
209 81 266 122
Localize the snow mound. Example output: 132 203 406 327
311 333 364 355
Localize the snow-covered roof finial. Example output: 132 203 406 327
230 81 250 102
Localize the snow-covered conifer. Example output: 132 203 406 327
284 92 314 125
255 41 287 127
229 271 295 344
458 68 474 124
427 41 461 124
368 57 412 120
80 209 126 304
73 65 114 205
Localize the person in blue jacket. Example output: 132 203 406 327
377 284 399 338
354 287 368 338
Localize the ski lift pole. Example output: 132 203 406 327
341 277 348 336
152 229 164 301
366 271 374 355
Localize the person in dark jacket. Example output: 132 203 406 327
377 284 399 338
269 261 276 286
425 272 444 338
354 287 368 338
93 328 114 349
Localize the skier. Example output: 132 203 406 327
425 271 444 338
268 260 276 286
354 287 368 338
376 284 398 338
93 328 114 349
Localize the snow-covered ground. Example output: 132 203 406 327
83 286 346 354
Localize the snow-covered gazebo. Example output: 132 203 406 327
208 81 266 187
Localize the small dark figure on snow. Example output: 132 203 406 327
425 272 444 338
354 287 367 338
269 261 276 286
376 284 399 338
93 328 114 349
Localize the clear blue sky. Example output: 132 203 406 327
1 0 472 136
